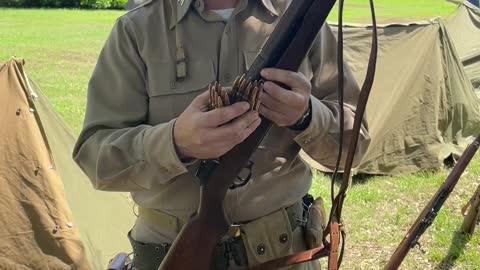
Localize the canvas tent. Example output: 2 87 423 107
0 58 135 269
447 1 480 91
302 18 480 175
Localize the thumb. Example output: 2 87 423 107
189 90 210 111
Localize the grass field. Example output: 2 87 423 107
329 0 457 23
1 1 479 269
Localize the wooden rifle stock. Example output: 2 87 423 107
461 183 480 234
158 0 337 269
384 135 480 270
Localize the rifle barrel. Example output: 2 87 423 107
385 135 480 270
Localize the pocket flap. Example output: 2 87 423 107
147 59 216 96
240 208 293 265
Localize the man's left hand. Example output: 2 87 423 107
260 68 311 127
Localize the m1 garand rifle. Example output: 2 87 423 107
384 134 480 270
159 0 378 269
461 181 480 234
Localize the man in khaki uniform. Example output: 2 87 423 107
73 0 370 269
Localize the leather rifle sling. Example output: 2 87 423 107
326 0 347 267
246 0 378 269
327 0 377 268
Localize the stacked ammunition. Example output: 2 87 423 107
208 74 263 111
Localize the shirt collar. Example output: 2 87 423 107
168 0 279 29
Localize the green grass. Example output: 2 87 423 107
0 8 125 135
1 2 478 269
328 0 457 23
310 157 480 269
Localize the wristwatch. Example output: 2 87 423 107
289 99 312 131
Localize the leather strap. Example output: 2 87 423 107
327 222 340 270
247 247 328 270
247 0 378 268
326 0 377 268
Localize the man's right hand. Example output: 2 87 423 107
173 90 261 160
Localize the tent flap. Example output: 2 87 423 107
0 58 136 270
0 58 89 269
447 2 480 91
303 16 480 175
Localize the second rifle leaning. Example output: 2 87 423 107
461 181 480 234
385 134 480 270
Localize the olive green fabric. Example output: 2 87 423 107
303 19 480 175
0 58 136 269
447 1 480 91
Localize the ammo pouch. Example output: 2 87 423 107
304 197 327 249
241 202 303 266
126 200 317 269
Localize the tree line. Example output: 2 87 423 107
0 0 127 9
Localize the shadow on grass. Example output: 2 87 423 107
315 170 387 186
315 154 462 187
435 231 471 270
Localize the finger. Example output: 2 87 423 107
263 81 304 106
213 117 262 153
209 111 259 142
261 68 310 93
191 90 211 107
201 101 250 127
261 91 297 115
238 117 262 141
259 104 289 126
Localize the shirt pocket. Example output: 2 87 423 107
146 59 217 124
147 58 216 96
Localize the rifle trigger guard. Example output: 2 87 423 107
230 160 254 189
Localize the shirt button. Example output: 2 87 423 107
256 244 266 255
279 233 288 244
170 81 176 89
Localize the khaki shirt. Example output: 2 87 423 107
73 0 369 240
